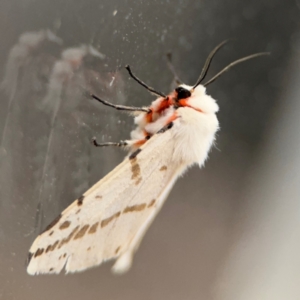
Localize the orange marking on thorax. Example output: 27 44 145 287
145 96 174 124
134 139 147 146
133 130 151 148
178 99 203 112
146 109 153 123
157 97 173 113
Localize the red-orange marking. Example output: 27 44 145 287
157 97 173 113
133 130 150 147
178 99 202 112
134 139 146 147
146 109 153 123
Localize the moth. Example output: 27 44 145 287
27 41 269 275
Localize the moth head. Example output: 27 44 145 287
175 84 207 100
175 85 192 100
174 83 218 114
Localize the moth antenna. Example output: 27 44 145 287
91 93 149 113
193 39 230 88
203 52 270 87
166 52 182 84
92 137 128 147
125 65 167 98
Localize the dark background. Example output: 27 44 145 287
0 0 299 299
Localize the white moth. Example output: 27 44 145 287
27 41 269 275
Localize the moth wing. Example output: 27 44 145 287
27 128 185 275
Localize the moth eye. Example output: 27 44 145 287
175 87 191 100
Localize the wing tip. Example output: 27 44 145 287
111 251 133 275
26 252 34 268
25 251 35 275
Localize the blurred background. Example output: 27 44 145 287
0 0 299 299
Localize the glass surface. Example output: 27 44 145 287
0 0 299 299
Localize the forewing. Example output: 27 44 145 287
27 128 184 275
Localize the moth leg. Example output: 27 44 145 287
92 135 151 148
91 94 149 113
157 114 178 134
157 122 174 134
92 137 128 147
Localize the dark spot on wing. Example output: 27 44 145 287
63 253 67 258
95 195 102 199
59 221 71 230
49 231 54 236
123 203 147 213
129 148 142 160
77 195 85 206
46 240 59 253
88 222 99 234
157 122 174 134
27 252 34 266
49 268 54 272
131 162 141 180
34 248 44 258
41 214 62 233
135 177 142 185
74 225 90 240
75 209 81 214
115 246 121 254
160 165 167 171
148 199 156 208
87 247 91 251
101 211 121 228
130 157 142 184
58 226 79 248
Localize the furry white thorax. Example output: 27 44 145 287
172 105 218 167
132 84 219 166
173 84 219 166
180 84 219 114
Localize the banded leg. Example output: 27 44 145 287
92 137 128 147
92 136 150 148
